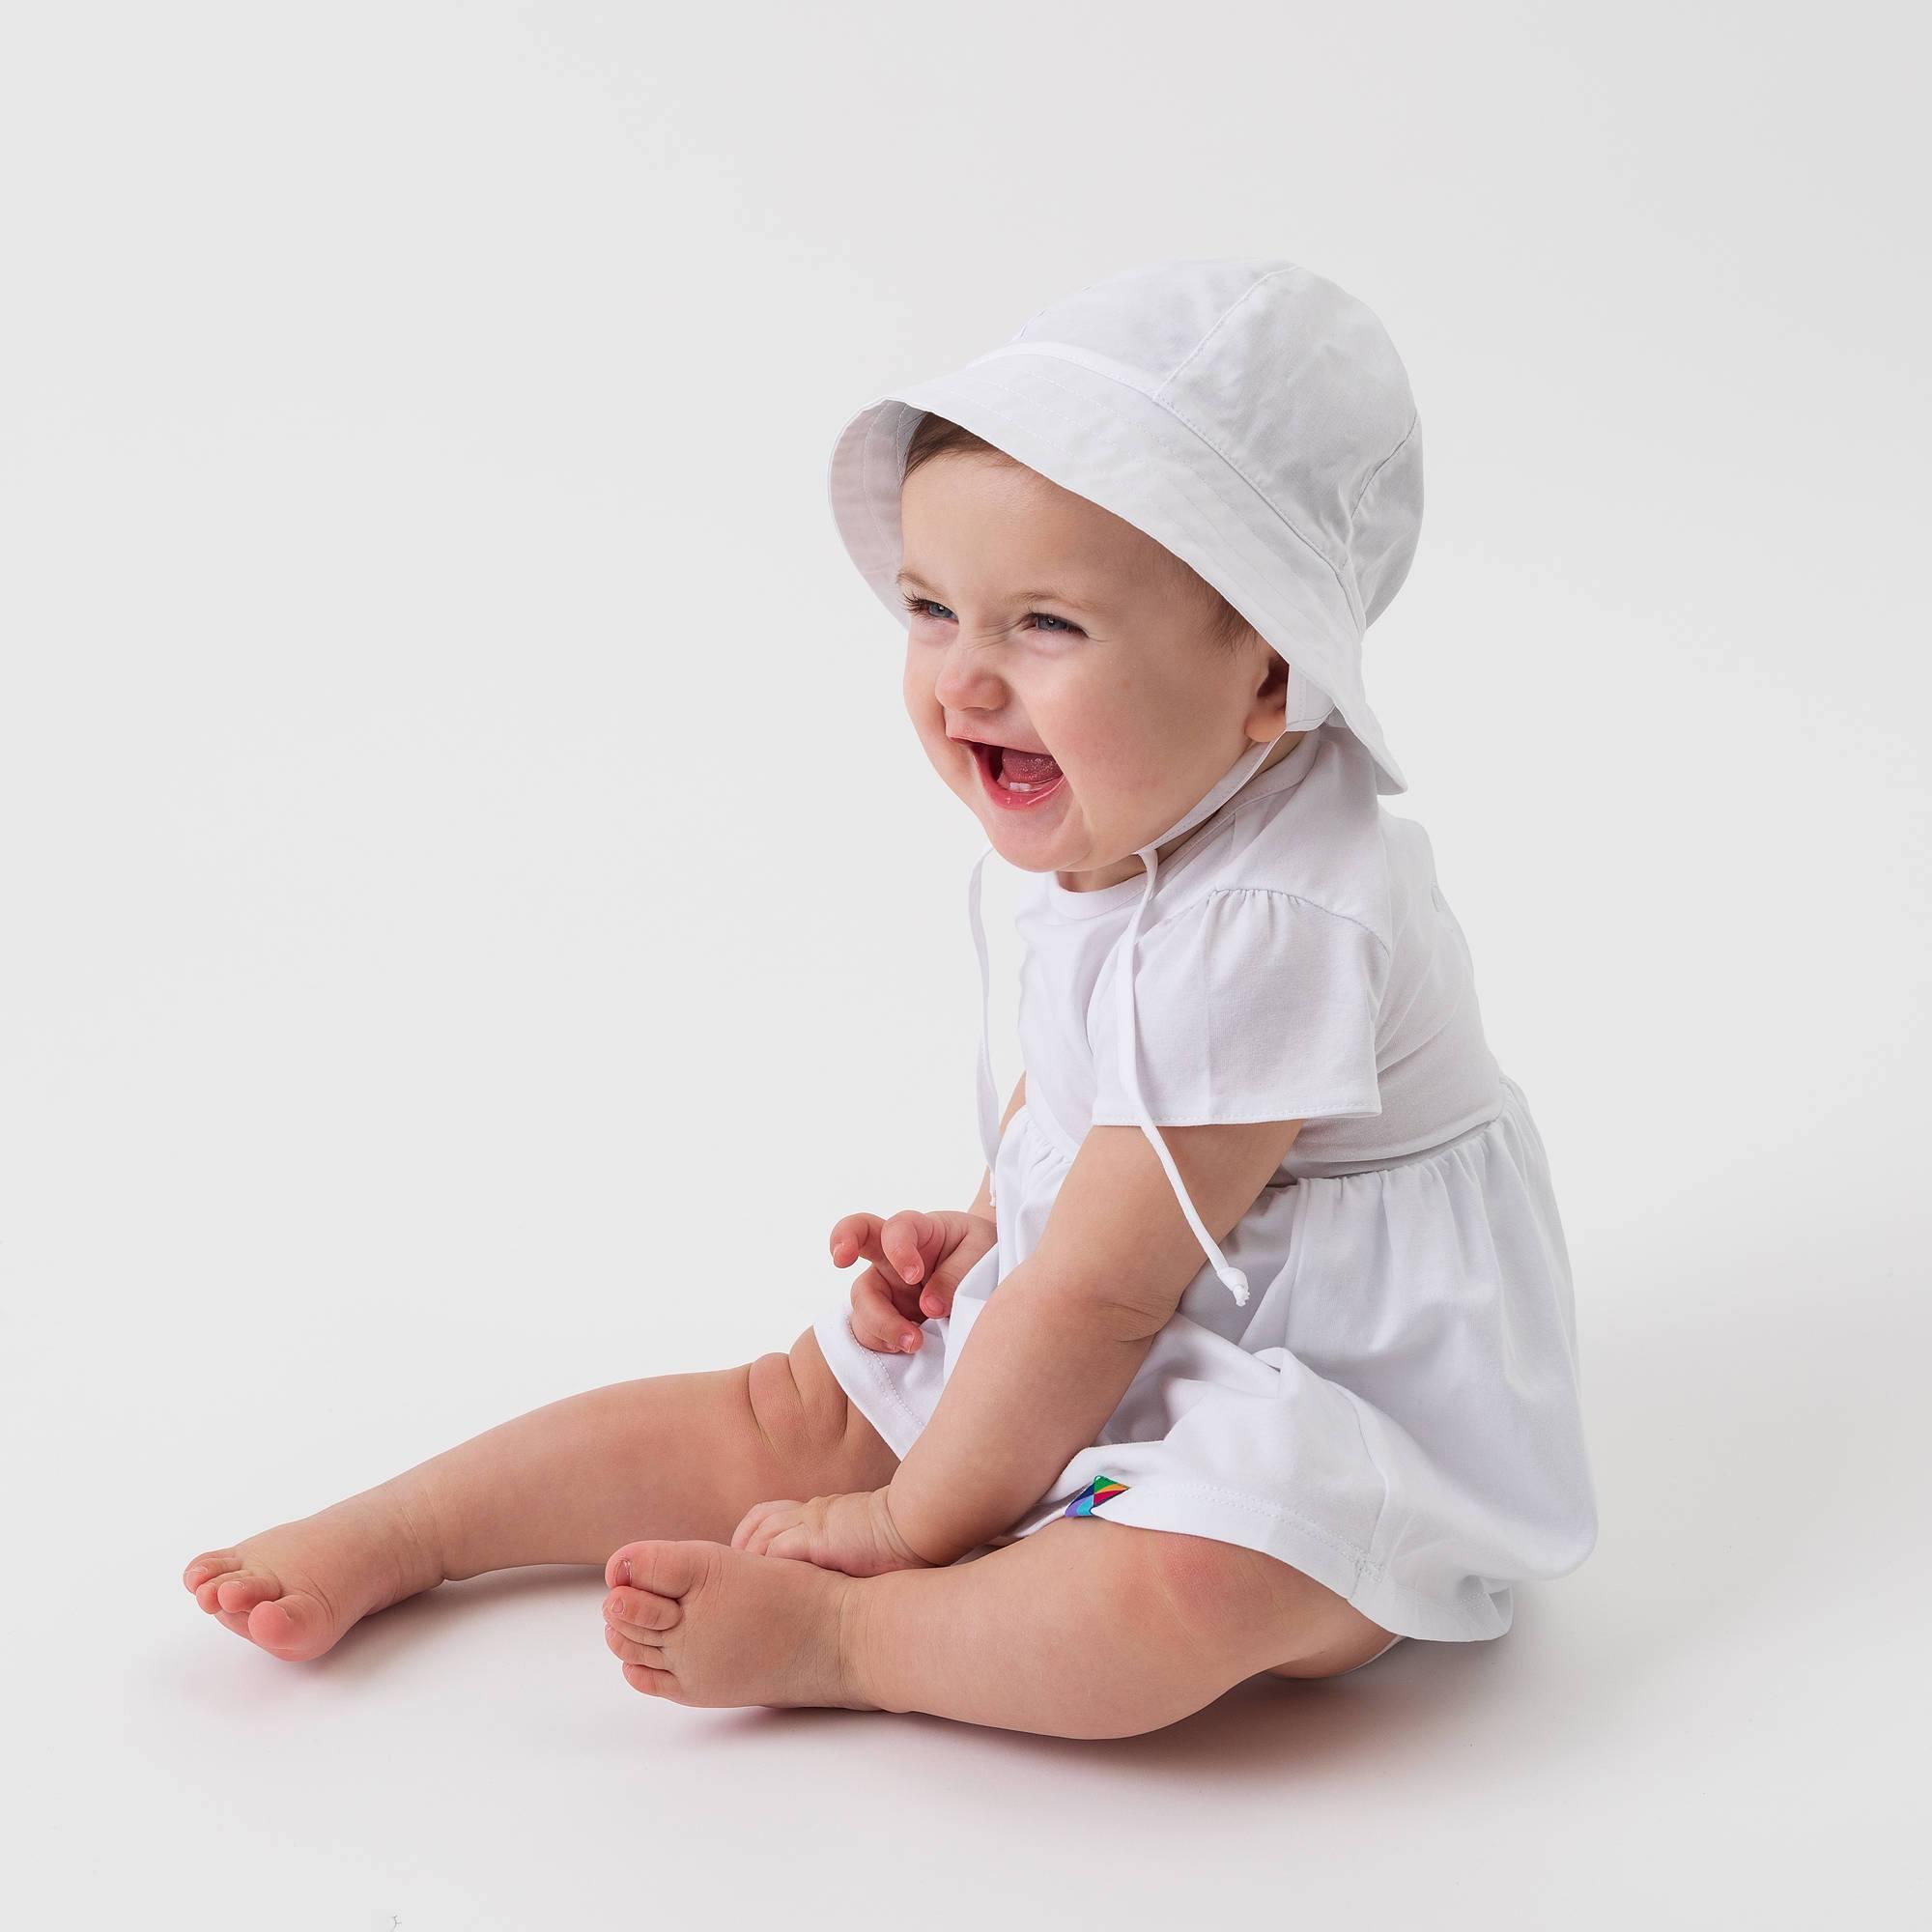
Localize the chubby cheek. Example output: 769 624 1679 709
902 681 970 792
901 660 942 743
1049 712 1135 797
901 655 932 727
1058 722 1178 845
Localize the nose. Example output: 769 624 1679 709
930 632 1008 714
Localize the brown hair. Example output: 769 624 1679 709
902 412 1255 654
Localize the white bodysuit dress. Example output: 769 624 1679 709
812 721 1600 1644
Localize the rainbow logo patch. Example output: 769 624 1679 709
1064 1473 1129 1518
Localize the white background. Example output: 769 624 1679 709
5 3 1926 1926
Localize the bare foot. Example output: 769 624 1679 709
601 1538 875 1711
181 1481 444 1662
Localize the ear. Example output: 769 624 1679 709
1248 647 1292 737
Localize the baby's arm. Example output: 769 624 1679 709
883 1114 1305 1566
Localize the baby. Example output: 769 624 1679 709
182 260 1598 1740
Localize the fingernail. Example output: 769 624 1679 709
904 1261 922 1282
922 1293 938 1314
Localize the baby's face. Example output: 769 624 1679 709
897 453 1292 891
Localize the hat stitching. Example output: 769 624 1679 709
1155 393 1350 580
961 342 1352 594
1154 264 1295 396
1349 411 1420 525
943 355 1364 633
1155 265 1406 593
969 339 1165 401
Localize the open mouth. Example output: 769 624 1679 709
970 740 1067 809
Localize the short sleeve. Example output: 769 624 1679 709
1087 887 1389 1127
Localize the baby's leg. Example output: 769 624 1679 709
602 1515 1391 1738
182 1327 896 1662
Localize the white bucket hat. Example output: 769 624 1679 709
825 259 1426 1305
826 256 1423 799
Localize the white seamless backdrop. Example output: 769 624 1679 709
3 4 1925 1927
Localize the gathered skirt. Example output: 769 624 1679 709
813 1072 1599 1642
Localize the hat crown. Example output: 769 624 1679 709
994 259 1423 631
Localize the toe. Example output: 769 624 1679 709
606 1624 664 1666
184 1550 241 1591
246 1589 336 1661
197 1569 261 1613
614 1539 711 1604
621 1660 676 1698
213 1570 282 1616
603 1586 679 1634
606 1543 644 1589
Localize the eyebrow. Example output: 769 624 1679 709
895 568 1100 613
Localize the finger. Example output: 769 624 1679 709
745 1512 795 1557
851 1275 923 1353
927 1222 999 1317
829 1213 885 1268
914 1261 955 1320
836 1211 930 1290
849 1257 924 1326
918 1253 980 1320
730 1499 791 1551
880 1209 937 1287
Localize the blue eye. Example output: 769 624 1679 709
898 593 1082 636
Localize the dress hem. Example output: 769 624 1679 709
812 1304 1513 1647
998 1480 1511 1645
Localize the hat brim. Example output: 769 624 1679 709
827 347 1407 796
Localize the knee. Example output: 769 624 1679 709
744 1327 895 1492
1047 1521 1255 1652
747 1335 840 1467
1131 1526 1342 1651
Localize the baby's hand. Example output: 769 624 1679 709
729 1487 937 1577
831 1208 997 1354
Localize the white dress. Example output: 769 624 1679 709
813 723 1600 1643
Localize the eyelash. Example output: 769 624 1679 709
899 592 1083 636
